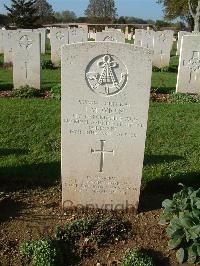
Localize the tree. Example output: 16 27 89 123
188 0 200 31
156 0 198 30
4 0 38 28
34 0 54 24
54 10 77 23
0 14 9 26
85 0 117 19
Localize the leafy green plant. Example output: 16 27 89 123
50 84 61 100
19 237 64 266
11 85 40 98
41 59 54 70
122 249 155 266
55 219 94 245
169 92 200 103
160 186 200 264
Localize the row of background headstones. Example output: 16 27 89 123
0 27 198 94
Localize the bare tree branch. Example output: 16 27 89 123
188 0 195 18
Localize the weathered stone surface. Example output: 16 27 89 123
153 30 174 68
96 31 125 43
176 35 200 94
68 27 88 44
61 42 152 211
135 29 154 50
13 32 41 89
0 29 3 54
50 28 69 65
176 31 192 56
18 28 47 54
3 30 15 63
35 28 47 53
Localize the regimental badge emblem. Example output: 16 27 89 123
103 36 116 42
86 54 128 97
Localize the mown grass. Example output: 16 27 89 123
0 99 199 193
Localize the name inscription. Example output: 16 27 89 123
63 99 144 138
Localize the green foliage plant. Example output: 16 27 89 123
122 249 155 266
50 84 61 100
11 85 40 98
160 186 200 264
19 237 64 266
41 59 54 70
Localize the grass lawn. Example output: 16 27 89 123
0 99 199 193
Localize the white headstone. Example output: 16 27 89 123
176 35 200 94
13 32 41 89
125 26 129 39
68 27 88 44
176 31 192 56
135 29 154 50
50 28 69 65
96 31 125 43
61 42 153 211
153 30 174 68
0 29 3 53
18 28 47 54
35 28 47 54
3 30 14 63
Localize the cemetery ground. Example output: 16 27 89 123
0 42 200 266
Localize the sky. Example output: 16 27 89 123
0 0 164 20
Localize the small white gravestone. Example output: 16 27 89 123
0 29 3 53
153 30 174 68
61 42 153 211
176 35 200 94
125 26 129 39
177 31 192 56
96 31 125 43
3 30 15 63
135 29 154 50
13 32 41 89
50 28 69 65
35 28 47 54
18 28 47 54
68 27 88 44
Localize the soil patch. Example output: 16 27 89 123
0 186 192 266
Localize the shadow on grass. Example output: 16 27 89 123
140 171 200 212
0 161 60 192
0 83 13 91
151 86 175 94
144 154 183 166
0 148 28 157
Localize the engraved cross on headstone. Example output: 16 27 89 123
183 51 200 83
160 49 164 63
19 35 32 49
24 61 29 79
91 140 114 172
56 31 64 40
